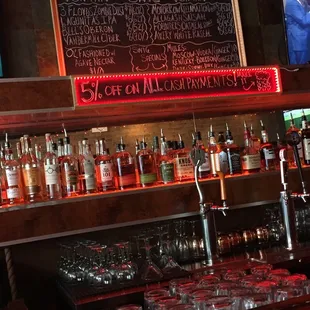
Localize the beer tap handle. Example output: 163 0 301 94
191 148 206 206
279 148 289 191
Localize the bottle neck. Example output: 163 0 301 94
261 130 269 143
302 120 308 130
64 143 72 156
4 148 13 161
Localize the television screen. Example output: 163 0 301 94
283 108 310 129
283 0 310 64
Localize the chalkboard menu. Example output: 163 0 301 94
51 0 245 75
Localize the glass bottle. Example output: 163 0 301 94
260 120 277 171
115 137 136 190
225 123 242 175
95 140 100 157
58 138 64 163
79 139 97 194
16 142 22 160
136 137 157 187
44 133 62 200
21 135 43 203
35 142 47 200
0 143 7 204
95 139 116 191
61 136 79 197
174 134 194 182
242 121 261 173
288 113 303 165
3 133 24 205
153 135 161 180
158 133 175 184
195 131 210 179
218 131 229 174
209 125 221 177
301 110 310 165
250 124 261 152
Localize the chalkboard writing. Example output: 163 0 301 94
51 0 245 75
73 67 282 106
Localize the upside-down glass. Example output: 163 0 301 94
169 278 193 296
153 296 179 309
206 296 235 310
116 305 142 310
144 289 169 310
242 293 270 309
274 286 303 302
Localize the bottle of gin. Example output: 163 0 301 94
115 137 137 190
242 121 261 173
61 136 79 197
159 132 175 184
21 135 43 203
44 133 62 200
137 137 158 187
225 123 242 175
95 139 116 191
79 139 97 194
301 110 310 165
259 120 277 171
174 134 194 182
3 133 24 204
195 131 210 179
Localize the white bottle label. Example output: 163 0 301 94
175 157 194 178
298 142 303 158
84 161 96 190
263 148 276 160
6 170 18 187
100 163 114 182
242 154 261 170
198 153 210 172
303 138 310 160
7 188 21 199
44 164 60 185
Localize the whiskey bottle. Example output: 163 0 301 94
159 133 175 184
242 121 261 173
153 135 161 180
217 132 229 174
174 134 194 182
79 139 97 194
259 120 277 171
225 123 242 175
21 135 43 203
58 138 64 163
16 142 22 160
209 125 221 177
250 124 261 152
301 110 310 165
115 137 136 190
3 133 24 204
44 133 62 200
288 113 303 165
134 139 141 187
95 140 100 157
137 137 157 187
195 131 210 179
61 136 79 197
95 139 116 191
34 142 47 200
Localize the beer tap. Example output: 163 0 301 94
191 146 229 266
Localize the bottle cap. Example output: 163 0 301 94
64 136 70 145
172 141 179 150
195 131 202 141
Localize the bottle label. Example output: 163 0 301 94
263 148 276 160
219 151 229 174
242 154 261 170
119 174 136 187
175 157 194 179
44 164 60 185
140 173 157 184
23 167 40 187
303 138 310 160
64 166 78 186
228 151 242 174
99 163 114 184
160 163 175 182
6 170 19 187
198 153 210 172
84 161 96 190
7 188 21 199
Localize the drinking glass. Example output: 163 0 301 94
205 296 235 310
197 274 221 286
223 270 246 281
274 286 303 302
267 269 290 284
188 220 201 260
178 282 198 303
144 289 169 310
153 297 179 309
242 293 270 309
169 278 193 296
240 275 263 287
116 305 142 310
169 305 194 310
92 245 113 286
282 274 307 286
251 264 273 277
173 221 190 262
115 242 136 282
216 281 239 296
64 242 84 284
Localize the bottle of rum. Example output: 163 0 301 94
259 120 277 171
115 137 137 190
301 110 310 165
217 132 229 174
174 134 194 182
3 134 24 204
136 137 158 187
159 133 175 184
250 124 261 152
21 135 43 203
242 121 261 173
95 139 116 191
225 123 242 175
209 125 221 177
195 131 210 179
61 136 79 197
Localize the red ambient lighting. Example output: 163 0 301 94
74 67 282 107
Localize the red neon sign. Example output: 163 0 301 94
73 67 282 107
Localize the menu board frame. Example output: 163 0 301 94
50 0 247 76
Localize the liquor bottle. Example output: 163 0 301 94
21 135 43 203
61 135 79 197
288 113 303 165
0 143 7 204
79 139 97 194
95 140 100 157
259 120 277 171
58 138 64 162
217 132 229 174
34 142 47 199
209 125 221 177
241 121 261 173
250 124 261 152
16 141 22 160
115 137 136 190
3 133 24 204
44 133 62 200
136 137 157 187
95 139 116 191
159 133 175 184
225 123 242 175
153 135 161 180
174 134 194 182
301 110 310 165
195 131 210 179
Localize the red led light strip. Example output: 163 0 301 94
73 66 282 107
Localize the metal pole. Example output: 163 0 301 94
4 247 17 301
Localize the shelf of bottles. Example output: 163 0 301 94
0 110 309 210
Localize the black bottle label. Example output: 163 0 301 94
227 150 242 174
160 162 175 183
